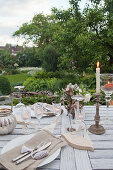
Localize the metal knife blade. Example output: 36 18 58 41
12 141 45 162
15 142 51 165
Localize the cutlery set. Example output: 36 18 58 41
12 142 51 165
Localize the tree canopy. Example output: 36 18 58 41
13 0 113 73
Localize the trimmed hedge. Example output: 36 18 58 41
0 76 11 95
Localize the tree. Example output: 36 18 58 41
17 47 41 67
42 45 59 72
0 49 16 68
13 0 113 73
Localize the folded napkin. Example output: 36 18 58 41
43 115 60 133
62 130 94 151
0 130 67 170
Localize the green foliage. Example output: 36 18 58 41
13 0 113 73
0 76 11 95
34 70 78 79
42 45 59 72
17 47 41 67
13 95 57 105
80 74 96 89
4 68 20 75
23 77 57 92
24 70 80 92
0 49 17 68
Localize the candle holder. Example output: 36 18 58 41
88 93 105 135
100 74 113 106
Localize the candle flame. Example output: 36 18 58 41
97 61 99 68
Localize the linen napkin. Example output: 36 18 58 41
62 130 94 151
0 130 67 170
43 115 60 133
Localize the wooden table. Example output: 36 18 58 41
0 105 113 170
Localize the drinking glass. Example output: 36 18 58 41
72 94 85 120
71 95 85 133
34 104 43 130
52 102 61 116
14 86 24 103
14 102 25 122
21 106 31 134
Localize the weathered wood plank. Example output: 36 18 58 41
93 141 113 149
60 146 76 170
90 134 113 141
91 159 113 170
60 109 76 170
0 135 21 141
74 149 92 170
89 150 113 159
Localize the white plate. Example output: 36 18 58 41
1 134 61 167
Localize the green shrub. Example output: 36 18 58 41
80 74 96 89
34 71 79 79
42 45 60 72
23 77 57 92
13 95 55 105
4 68 20 75
34 71 50 79
0 76 11 95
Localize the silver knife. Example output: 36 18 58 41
15 142 51 165
12 141 45 162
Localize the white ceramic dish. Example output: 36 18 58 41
1 134 61 167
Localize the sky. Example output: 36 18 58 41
0 0 87 46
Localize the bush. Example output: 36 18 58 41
4 68 20 75
13 95 56 105
0 76 11 95
34 71 64 79
80 74 96 89
34 71 79 79
54 77 80 91
23 77 58 92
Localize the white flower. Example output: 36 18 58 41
73 84 79 91
66 85 70 91
69 83 73 88
79 89 82 93
84 94 91 103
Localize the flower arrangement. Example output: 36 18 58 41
63 83 91 119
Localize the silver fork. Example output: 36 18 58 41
12 141 45 162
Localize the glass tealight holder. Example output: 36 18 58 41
100 74 113 107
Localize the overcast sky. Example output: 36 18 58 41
0 0 87 46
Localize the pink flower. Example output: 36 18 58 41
75 61 77 63
73 66 76 69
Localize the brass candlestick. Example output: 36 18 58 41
88 93 105 135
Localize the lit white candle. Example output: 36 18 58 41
96 61 100 93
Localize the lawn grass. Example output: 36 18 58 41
3 73 30 87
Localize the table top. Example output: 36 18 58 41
0 105 113 170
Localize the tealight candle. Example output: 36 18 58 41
96 61 100 93
23 114 30 119
103 81 113 91
78 114 83 119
